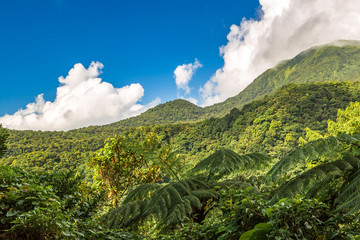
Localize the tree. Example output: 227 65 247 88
0 124 9 158
0 166 137 240
328 101 360 136
101 149 271 234
91 129 183 206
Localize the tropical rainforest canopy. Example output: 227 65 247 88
1 44 360 239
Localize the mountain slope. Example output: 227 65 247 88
204 40 360 117
3 81 360 174
3 41 360 174
103 99 203 129
70 41 360 132
73 99 204 135
77 41 360 130
146 81 360 161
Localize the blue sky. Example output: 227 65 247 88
2 0 360 130
0 0 260 116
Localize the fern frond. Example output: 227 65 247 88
270 158 360 203
192 149 271 179
337 134 360 146
337 169 360 204
102 178 216 229
191 189 219 200
144 179 215 226
102 199 146 229
211 179 252 191
306 173 341 198
267 136 344 181
337 194 360 216
123 183 161 204
336 169 360 215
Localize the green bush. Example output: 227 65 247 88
0 166 137 240
267 198 334 239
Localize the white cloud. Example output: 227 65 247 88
174 59 202 95
0 62 160 131
180 97 198 105
201 0 360 106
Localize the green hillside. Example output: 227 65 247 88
55 41 360 133
0 99 203 173
3 41 360 174
3 102 360 238
52 41 360 134
3 81 360 174
3 81 360 239
205 41 360 117
92 99 204 134
140 81 360 161
3 42 360 239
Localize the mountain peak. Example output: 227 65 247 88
204 40 360 117
87 40 360 131
324 39 360 47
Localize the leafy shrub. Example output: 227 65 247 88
0 166 137 240
266 197 358 239
266 198 333 239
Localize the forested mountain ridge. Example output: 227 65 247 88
3 42 360 239
3 81 360 174
3 81 360 239
57 41 360 132
140 81 360 161
204 40 360 117
88 99 205 135
3 41 360 175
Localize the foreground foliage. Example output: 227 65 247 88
1 85 360 239
97 102 360 239
91 130 184 206
0 166 139 240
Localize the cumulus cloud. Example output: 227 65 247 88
201 0 360 106
174 59 202 95
0 62 160 131
180 97 198 105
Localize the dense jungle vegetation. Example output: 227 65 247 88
1 43 360 239
1 100 360 239
3 81 360 176
3 43 360 176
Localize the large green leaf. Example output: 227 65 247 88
192 149 271 180
102 178 217 228
267 136 348 181
239 223 272 240
336 168 360 216
270 157 360 203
